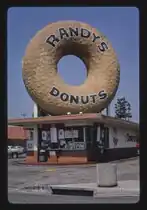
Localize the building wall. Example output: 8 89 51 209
26 123 138 152
108 126 138 149
24 122 138 163
8 139 26 147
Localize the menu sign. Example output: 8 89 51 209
27 140 34 151
58 129 79 139
60 141 85 150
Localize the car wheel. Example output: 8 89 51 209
12 153 18 159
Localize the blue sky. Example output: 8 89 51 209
7 7 139 122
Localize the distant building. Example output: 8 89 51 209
8 126 29 147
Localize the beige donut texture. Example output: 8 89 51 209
22 20 120 115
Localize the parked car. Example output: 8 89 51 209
8 145 25 158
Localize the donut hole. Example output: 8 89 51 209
57 55 87 86
56 41 91 70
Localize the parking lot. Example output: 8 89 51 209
8 157 139 192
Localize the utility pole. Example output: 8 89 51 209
106 104 110 116
21 113 27 118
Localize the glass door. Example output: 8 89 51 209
85 124 97 161
99 125 109 150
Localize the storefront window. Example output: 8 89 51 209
28 128 34 140
38 128 51 150
58 126 85 150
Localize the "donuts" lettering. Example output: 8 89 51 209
49 87 108 104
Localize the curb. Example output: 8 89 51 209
12 161 96 167
9 188 52 195
93 188 139 198
13 184 53 195
110 157 139 164
10 156 139 166
50 184 139 197
9 187 139 198
9 184 139 198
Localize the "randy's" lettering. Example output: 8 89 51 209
46 27 108 52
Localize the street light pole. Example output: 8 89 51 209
21 113 27 118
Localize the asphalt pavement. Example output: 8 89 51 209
8 191 139 204
8 157 139 189
8 157 140 203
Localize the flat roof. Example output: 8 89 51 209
8 113 139 131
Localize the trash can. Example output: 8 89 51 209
96 163 117 187
39 150 48 162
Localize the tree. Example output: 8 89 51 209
115 97 126 119
125 101 132 121
115 97 132 120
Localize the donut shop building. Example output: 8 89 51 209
9 20 139 164
8 113 139 164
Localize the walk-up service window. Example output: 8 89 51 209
38 128 51 150
100 125 109 149
58 126 85 150
26 128 34 151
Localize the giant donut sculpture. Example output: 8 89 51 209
22 20 120 115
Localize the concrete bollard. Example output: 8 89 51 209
96 163 117 187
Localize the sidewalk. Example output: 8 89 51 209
50 180 140 197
